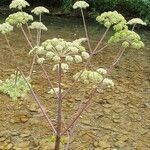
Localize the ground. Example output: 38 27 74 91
0 16 150 149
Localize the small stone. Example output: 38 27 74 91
28 103 39 112
14 141 30 148
93 141 99 147
6 143 13 149
99 141 111 148
20 131 31 138
0 136 6 142
20 116 29 123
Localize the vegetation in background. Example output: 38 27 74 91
0 0 149 25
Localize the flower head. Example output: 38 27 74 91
6 12 33 27
37 57 45 64
109 29 144 49
0 22 13 34
103 78 114 88
127 18 147 26
96 11 127 30
48 88 64 95
73 70 103 84
53 63 69 73
9 0 30 10
29 22 48 31
31 6 49 15
96 68 107 75
73 1 89 9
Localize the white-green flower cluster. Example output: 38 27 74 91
73 70 103 84
9 0 29 10
31 6 49 15
53 63 69 73
6 12 33 27
37 57 45 64
73 68 114 88
108 29 144 49
48 88 64 95
30 38 89 65
96 11 127 31
127 18 147 26
0 72 30 100
73 1 89 9
103 78 114 88
0 22 13 34
96 68 107 75
29 22 48 31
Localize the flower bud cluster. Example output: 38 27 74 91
9 0 29 10
73 70 103 84
96 11 127 31
108 29 144 49
29 22 47 31
0 23 13 34
31 6 49 15
73 1 89 9
6 12 33 27
73 68 114 88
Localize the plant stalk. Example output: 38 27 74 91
81 8 92 53
54 62 63 150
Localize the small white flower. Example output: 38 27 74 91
46 44 53 51
103 78 114 87
36 46 46 55
37 57 45 64
96 68 107 75
127 18 147 26
0 22 13 34
74 55 82 63
65 56 73 62
53 63 69 73
46 51 54 59
52 55 61 63
81 52 90 59
55 45 63 52
31 6 49 15
29 22 47 31
48 88 64 95
73 1 89 9
9 0 30 10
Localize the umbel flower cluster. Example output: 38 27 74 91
30 38 90 72
0 23 13 34
73 69 114 87
29 22 48 31
127 18 147 26
0 72 30 100
96 11 128 31
6 12 33 27
73 1 89 9
31 6 49 15
108 29 144 49
9 0 29 10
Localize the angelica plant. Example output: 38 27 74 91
0 0 146 150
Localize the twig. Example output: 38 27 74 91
54 62 63 150
81 8 92 53
18 68 57 134
92 27 109 54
